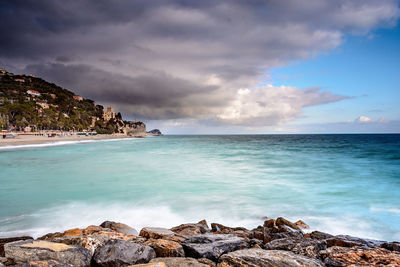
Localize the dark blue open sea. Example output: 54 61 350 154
0 134 399 240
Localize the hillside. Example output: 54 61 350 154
0 68 145 135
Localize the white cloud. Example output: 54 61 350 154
217 85 347 126
356 116 373 123
355 116 388 124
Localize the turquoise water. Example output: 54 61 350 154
0 135 399 241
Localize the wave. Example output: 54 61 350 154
1 201 398 241
370 206 400 214
0 138 132 151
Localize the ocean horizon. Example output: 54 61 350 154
1 134 399 241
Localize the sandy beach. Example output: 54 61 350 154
0 133 135 148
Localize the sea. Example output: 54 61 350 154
0 134 399 241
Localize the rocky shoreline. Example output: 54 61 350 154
1 217 399 267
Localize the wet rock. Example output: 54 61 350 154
211 223 247 234
294 220 309 230
127 263 166 267
139 227 175 240
13 259 71 267
197 258 215 266
143 239 185 257
93 239 155 266
148 257 210 266
182 233 248 262
4 240 91 267
381 241 400 252
171 221 210 237
217 248 324 267
320 246 400 266
263 219 276 228
0 236 33 257
211 223 251 241
100 221 139 236
0 257 6 265
275 217 301 231
269 230 303 241
304 231 333 240
249 238 263 248
264 237 327 259
39 225 142 255
326 235 383 248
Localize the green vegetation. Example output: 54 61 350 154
0 71 106 131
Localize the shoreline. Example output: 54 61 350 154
0 134 139 148
0 217 399 266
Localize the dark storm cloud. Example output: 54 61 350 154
24 63 223 120
1 0 399 124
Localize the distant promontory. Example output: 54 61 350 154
0 68 146 136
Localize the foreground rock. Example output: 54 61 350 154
218 248 324 267
143 239 185 257
170 220 210 238
100 221 139 236
12 259 70 266
321 246 400 266
0 236 33 257
182 233 248 262
39 225 142 255
139 228 174 240
93 239 155 266
131 257 210 266
264 237 327 260
4 240 91 267
325 235 384 248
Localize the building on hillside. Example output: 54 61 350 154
27 90 41 97
103 107 116 122
73 95 83 101
50 94 56 99
37 102 49 109
14 78 25 83
91 116 99 128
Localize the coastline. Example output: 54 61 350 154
0 134 139 148
1 217 399 266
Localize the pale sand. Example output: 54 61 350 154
0 134 135 148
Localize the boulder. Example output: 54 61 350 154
171 221 210 237
0 236 33 257
39 225 142 255
326 235 383 248
182 233 248 262
4 240 90 267
264 237 327 259
304 231 333 240
320 246 400 266
211 223 252 242
263 219 276 228
381 241 400 252
294 220 310 230
197 258 215 266
13 259 71 266
100 221 139 236
149 257 209 266
139 228 175 240
217 248 324 267
93 239 155 266
143 239 185 257
127 263 166 267
275 217 301 231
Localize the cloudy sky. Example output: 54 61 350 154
1 0 399 133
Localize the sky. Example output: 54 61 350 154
0 0 399 134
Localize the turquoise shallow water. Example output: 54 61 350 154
0 134 399 240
